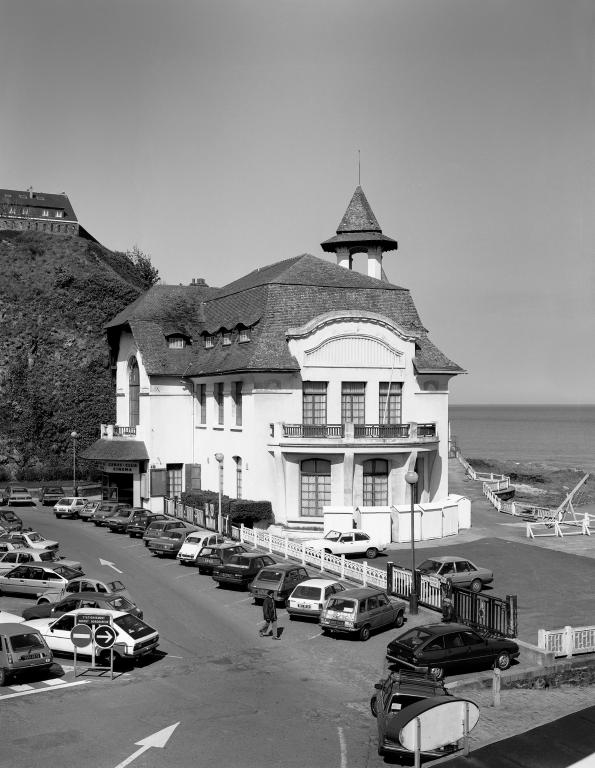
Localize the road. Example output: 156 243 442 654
0 504 392 768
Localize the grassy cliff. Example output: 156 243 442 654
0 230 148 480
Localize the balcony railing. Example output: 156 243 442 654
114 425 137 436
354 424 410 439
283 424 344 438
417 423 437 438
279 422 437 441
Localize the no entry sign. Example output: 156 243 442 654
70 623 93 648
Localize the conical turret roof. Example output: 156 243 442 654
321 185 397 252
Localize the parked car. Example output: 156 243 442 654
177 531 227 565
303 530 387 559
0 608 26 623
36 575 134 605
0 623 54 686
38 486 66 506
417 556 494 594
194 543 248 575
287 578 346 619
0 531 59 552
25 608 159 665
0 548 82 574
0 540 26 553
142 518 189 547
250 563 310 606
319 587 407 641
106 507 148 533
78 501 100 521
370 670 458 760
148 527 198 557
1 486 34 506
53 497 90 519
91 502 131 527
0 564 82 597
0 510 23 532
126 512 167 538
212 553 276 590
22 590 143 621
386 622 520 680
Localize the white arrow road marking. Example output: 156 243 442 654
114 722 180 768
99 558 123 573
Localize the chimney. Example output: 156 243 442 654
189 278 207 286
27 186 34 199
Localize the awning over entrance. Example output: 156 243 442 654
81 439 149 462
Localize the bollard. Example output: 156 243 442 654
492 667 501 707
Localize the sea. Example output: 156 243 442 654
449 405 595 472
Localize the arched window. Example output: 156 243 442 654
234 456 242 499
128 358 140 427
363 459 388 506
300 459 331 517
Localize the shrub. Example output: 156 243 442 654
180 491 273 527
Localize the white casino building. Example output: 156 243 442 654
84 187 468 538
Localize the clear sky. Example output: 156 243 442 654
2 0 593 405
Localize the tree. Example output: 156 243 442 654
125 246 160 289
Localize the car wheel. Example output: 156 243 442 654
37 598 50 605
0 668 7 686
370 694 378 718
365 547 378 559
93 521 100 526
323 548 332 555
470 578 482 593
198 567 207 574
429 666 445 681
55 514 62 519
359 625 371 641
320 628 330 636
495 651 511 671
394 611 405 628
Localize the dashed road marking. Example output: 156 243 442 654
0 680 91 700
8 684 33 692
43 678 65 686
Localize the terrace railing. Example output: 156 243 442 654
354 424 410 439
538 624 595 657
282 424 344 438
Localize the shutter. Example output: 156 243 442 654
151 469 167 497
185 463 201 491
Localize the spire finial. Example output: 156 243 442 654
358 149 361 186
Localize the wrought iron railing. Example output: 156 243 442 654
354 424 410 438
417 423 437 438
113 425 137 436
282 424 344 438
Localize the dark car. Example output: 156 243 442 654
0 623 54 686
142 518 188 546
38 486 66 506
194 543 248 575
370 670 458 760
417 556 494 593
126 512 166 538
212 552 276 590
106 507 148 533
386 622 520 681
0 510 23 532
92 502 131 527
148 527 197 557
22 590 143 621
249 562 311 606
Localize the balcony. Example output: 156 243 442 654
271 421 437 448
100 424 143 440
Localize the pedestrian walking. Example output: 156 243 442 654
259 590 280 639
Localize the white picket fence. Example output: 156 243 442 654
538 625 595 657
526 514 591 539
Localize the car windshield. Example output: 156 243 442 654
12 488 28 493
417 560 442 575
27 533 44 542
323 531 341 541
114 614 154 638
108 596 134 611
54 566 80 579
9 633 45 652
292 585 322 600
57 498 73 505
326 597 356 613
107 580 125 592
257 569 284 582
39 551 55 562
394 628 434 649
227 555 251 567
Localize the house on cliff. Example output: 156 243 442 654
0 187 78 235
83 186 467 537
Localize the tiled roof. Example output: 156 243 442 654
0 188 78 221
414 336 465 374
337 186 381 232
106 253 463 376
81 439 149 461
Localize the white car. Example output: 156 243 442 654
287 578 346 619
0 609 25 623
0 548 82 574
24 608 159 664
53 497 90 519
177 531 227 565
1 531 59 552
303 530 387 559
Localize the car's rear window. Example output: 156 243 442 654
292 585 322 600
227 555 251 567
108 596 134 611
166 531 185 540
395 628 434 649
38 551 54 562
114 614 155 639
107 580 125 592
116 510 131 518
55 566 80 579
326 597 356 613
8 632 45 652
417 560 441 574
57 498 74 505
256 569 284 582
185 534 204 545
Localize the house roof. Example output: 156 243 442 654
0 188 78 222
81 439 149 461
321 186 398 252
105 253 464 377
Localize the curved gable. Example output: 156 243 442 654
305 335 404 368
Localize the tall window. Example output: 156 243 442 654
303 382 327 424
300 459 331 517
341 382 366 424
215 383 224 424
363 459 389 506
379 382 402 424
166 464 183 498
234 456 242 499
197 384 206 424
233 381 243 426
128 358 140 427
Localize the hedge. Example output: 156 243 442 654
181 490 273 525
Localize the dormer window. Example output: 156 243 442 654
22 208 29 215
42 210 49 217
55 211 64 218
167 336 186 349
239 328 251 343
8 207 15 215
222 332 232 346
204 335 215 349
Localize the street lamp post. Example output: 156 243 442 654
215 453 224 534
405 470 419 615
71 431 79 496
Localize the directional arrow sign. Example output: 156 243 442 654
94 624 117 649
99 558 123 574
114 722 180 768
70 623 93 648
